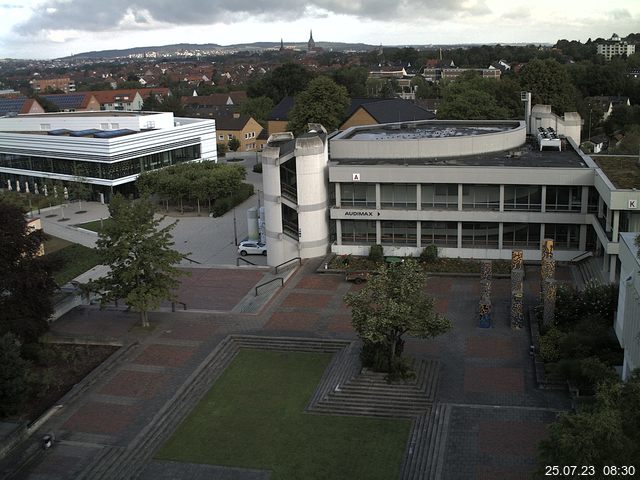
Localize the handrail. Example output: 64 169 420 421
569 251 593 263
255 277 284 296
182 255 202 265
171 301 187 312
275 257 301 274
236 257 257 266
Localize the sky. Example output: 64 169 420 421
0 0 638 59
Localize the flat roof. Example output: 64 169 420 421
345 122 517 141
594 156 640 189
15 111 156 118
331 138 589 168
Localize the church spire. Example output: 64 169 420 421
308 29 315 52
280 38 284 52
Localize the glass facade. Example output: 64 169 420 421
461 222 500 248
503 223 541 248
421 184 458 210
279 158 297 202
503 185 542 211
462 185 500 210
341 220 376 245
381 221 416 245
545 186 582 212
381 184 417 209
421 221 458 246
341 183 376 208
0 145 200 181
545 223 580 249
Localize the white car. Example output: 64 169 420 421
238 241 267 256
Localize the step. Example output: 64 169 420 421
311 404 425 419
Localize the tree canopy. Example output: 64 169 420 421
0 201 56 343
85 195 187 327
287 76 350 134
239 96 274 127
247 63 315 104
344 259 451 376
519 58 578 113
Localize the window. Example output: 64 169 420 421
381 221 416 245
341 183 376 208
341 220 376 244
462 185 499 210
40 124 51 130
461 222 499 248
219 135 224 140
503 185 542 211
503 223 541 248
546 186 581 212
380 184 417 209
544 224 579 249
422 184 457 209
228 134 233 140
421 221 457 246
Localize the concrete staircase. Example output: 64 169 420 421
575 256 606 290
400 403 452 480
309 359 440 419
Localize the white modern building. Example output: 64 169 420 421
0 111 216 199
262 107 640 283
596 33 636 61
614 232 640 380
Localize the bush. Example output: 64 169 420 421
211 182 255 217
252 163 263 173
0 333 29 417
217 142 228 157
420 244 438 262
368 244 384 263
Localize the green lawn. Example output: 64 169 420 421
74 218 113 233
156 350 411 480
45 241 102 285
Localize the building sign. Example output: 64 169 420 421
629 199 638 209
352 173 361 181
343 211 381 217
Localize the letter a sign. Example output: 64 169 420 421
352 173 361 182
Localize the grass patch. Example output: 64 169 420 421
75 218 112 233
43 235 72 255
45 242 102 285
157 350 411 479
594 156 640 189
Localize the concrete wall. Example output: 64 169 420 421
615 232 640 379
0 111 175 131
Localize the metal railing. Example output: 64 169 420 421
171 301 187 311
182 255 202 265
255 277 283 296
275 257 301 274
569 251 593 263
236 257 257 266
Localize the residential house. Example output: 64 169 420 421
30 77 76 93
216 114 263 152
92 89 144 111
597 33 636 61
267 96 295 136
587 96 631 121
340 98 435 130
41 93 100 112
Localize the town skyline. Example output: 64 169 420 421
1 0 638 60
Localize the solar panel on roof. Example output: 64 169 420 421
93 129 136 138
42 94 85 109
0 98 25 115
70 129 102 137
48 129 71 136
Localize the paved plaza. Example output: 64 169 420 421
0 257 572 479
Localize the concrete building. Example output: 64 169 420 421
262 107 640 283
30 77 76 94
597 33 636 61
614 232 640 380
0 111 216 200
41 93 101 112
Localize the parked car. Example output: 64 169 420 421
237 241 267 256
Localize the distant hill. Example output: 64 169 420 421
62 42 381 60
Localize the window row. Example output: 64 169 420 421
338 183 596 213
0 145 200 180
341 220 580 249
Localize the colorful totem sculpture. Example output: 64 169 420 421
511 250 524 329
541 238 557 326
479 260 492 328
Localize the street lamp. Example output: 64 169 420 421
233 208 238 246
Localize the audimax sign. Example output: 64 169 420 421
343 211 381 217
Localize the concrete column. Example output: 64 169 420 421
541 185 547 213
498 222 504 251
603 253 609 274
458 184 463 211
579 224 587 251
612 210 620 242
539 223 545 249
610 255 617 283
598 196 603 218
416 184 421 211
335 183 341 208
376 220 381 245
581 186 589 214
336 219 342 245
605 207 612 233
457 221 462 249
375 183 381 210
417 221 422 248
499 185 505 212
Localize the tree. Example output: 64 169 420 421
228 138 241 152
287 76 350 134
247 63 315 104
69 176 91 211
344 259 451 377
612 125 640 154
0 333 29 417
239 96 274 127
331 66 369 97
85 195 187 327
0 201 56 343
519 59 578 113
438 76 510 120
538 372 640 473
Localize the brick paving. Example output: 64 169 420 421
7 261 576 480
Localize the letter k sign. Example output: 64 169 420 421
629 199 637 209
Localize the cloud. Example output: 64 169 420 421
501 6 530 20
14 0 493 34
609 9 631 20
0 3 24 7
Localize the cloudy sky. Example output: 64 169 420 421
0 0 638 59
